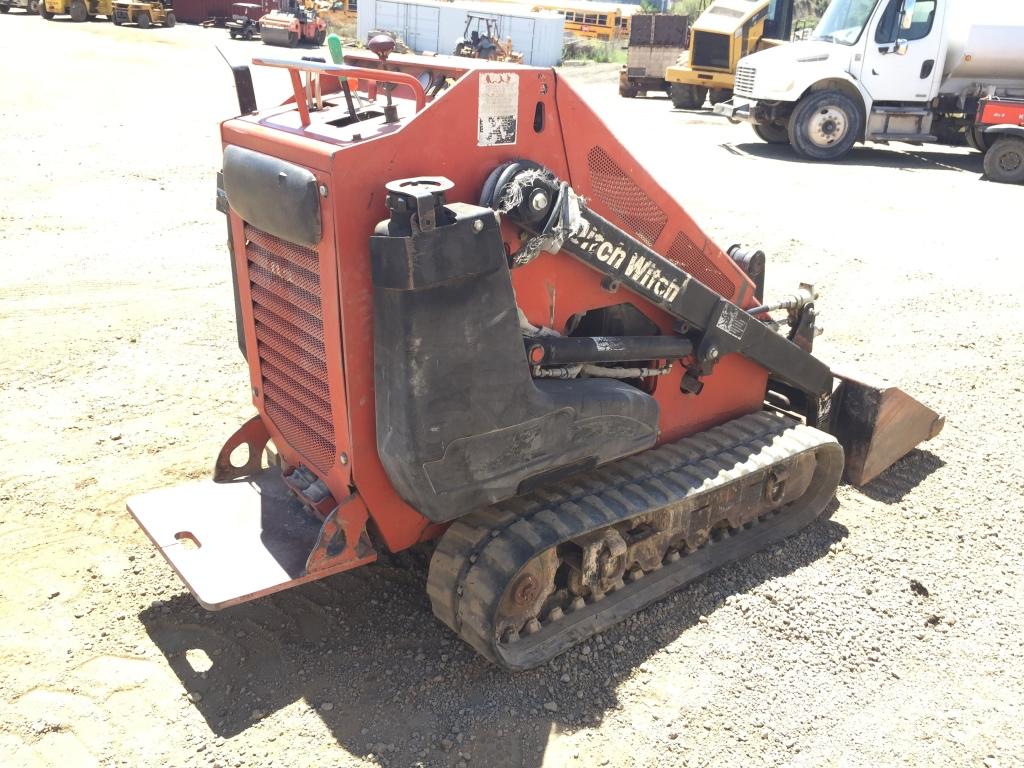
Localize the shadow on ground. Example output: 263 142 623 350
140 511 848 767
856 449 945 504
723 141 984 173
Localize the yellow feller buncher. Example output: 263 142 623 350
40 0 113 21
111 0 176 27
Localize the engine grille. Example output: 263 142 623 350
734 65 756 97
587 146 668 247
691 31 731 70
244 224 337 475
666 231 736 301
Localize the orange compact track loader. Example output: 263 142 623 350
129 40 944 670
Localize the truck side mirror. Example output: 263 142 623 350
900 0 917 30
894 38 909 55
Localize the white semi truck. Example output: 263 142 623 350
715 0 1024 160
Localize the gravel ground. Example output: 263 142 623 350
2 19 1023 768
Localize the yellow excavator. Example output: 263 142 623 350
665 0 800 110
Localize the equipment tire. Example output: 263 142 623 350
112 13 121 23
28 0 40 13
619 83 638 98
788 89 861 161
753 121 790 144
965 126 989 153
0 5 9 13
983 136 1024 185
288 31 298 47
709 88 731 105
164 10 174 26
137 10 150 27
669 83 707 110
69 0 87 21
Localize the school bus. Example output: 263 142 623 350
484 0 636 40
538 1 636 40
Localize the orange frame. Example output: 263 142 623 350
221 54 766 555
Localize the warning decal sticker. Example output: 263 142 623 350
478 73 519 147
715 304 749 340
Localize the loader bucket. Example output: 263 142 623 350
831 368 945 486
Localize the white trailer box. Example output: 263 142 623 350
358 0 565 67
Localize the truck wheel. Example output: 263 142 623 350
753 122 790 145
965 127 989 153
69 0 87 21
112 12 121 24
27 0 40 13
788 89 861 161
164 11 175 26
137 10 150 27
0 5 9 13
983 137 1024 185
709 88 732 105
619 83 638 98
229 29 237 37
670 83 707 110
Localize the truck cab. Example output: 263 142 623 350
718 0 1024 160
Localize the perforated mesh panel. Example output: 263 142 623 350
244 225 336 474
666 232 737 300
586 147 668 247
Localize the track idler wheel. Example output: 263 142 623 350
428 412 844 669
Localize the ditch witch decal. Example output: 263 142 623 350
568 218 684 302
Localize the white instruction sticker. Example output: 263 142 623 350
478 73 519 147
715 304 749 340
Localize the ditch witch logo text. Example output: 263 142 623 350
568 218 683 302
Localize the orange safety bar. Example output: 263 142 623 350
251 57 428 126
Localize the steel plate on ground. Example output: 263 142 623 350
128 469 328 609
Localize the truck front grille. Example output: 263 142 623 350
691 31 731 70
244 224 337 475
734 65 756 96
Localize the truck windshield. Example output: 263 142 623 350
811 0 880 45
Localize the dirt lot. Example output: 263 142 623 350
2 17 1023 768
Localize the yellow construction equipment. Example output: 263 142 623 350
111 1 175 26
40 0 113 21
665 0 796 109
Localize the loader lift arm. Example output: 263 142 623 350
482 161 942 482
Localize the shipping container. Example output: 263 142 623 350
358 0 565 67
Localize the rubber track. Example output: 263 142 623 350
426 411 843 669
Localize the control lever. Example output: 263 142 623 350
368 34 399 124
300 56 325 112
327 33 360 121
